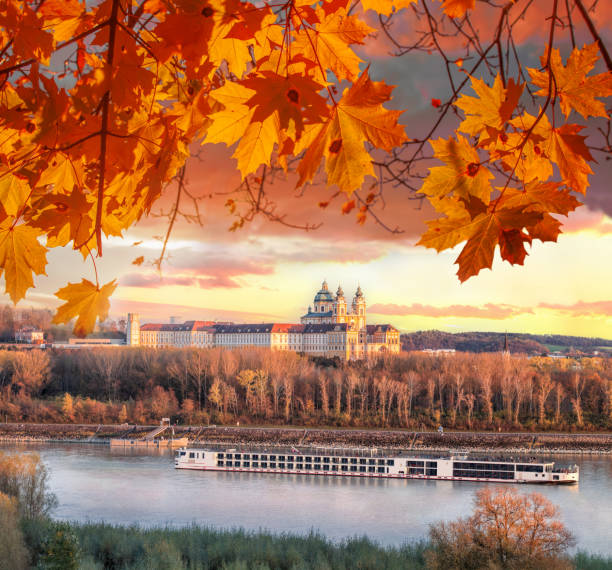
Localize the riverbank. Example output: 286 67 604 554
1 423 611 454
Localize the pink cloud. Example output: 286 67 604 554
369 302 534 319
538 300 612 317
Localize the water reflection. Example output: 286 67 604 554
1 443 611 555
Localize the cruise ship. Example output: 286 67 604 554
175 446 579 484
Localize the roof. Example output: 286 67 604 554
366 324 399 334
314 290 334 302
140 321 216 332
301 311 333 319
302 323 348 333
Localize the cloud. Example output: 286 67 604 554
369 299 612 321
121 274 197 288
368 302 534 320
109 299 284 323
538 300 612 317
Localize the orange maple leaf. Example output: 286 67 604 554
53 279 117 337
528 43 612 119
420 135 494 205
440 0 475 18
455 75 524 142
297 69 407 193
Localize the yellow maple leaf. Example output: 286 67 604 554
360 0 416 17
528 43 612 119
0 173 31 217
296 70 407 193
420 135 494 205
455 75 524 141
53 279 117 337
440 0 475 18
292 8 374 82
0 220 47 303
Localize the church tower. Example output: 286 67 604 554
333 285 347 323
352 286 366 330
126 313 140 346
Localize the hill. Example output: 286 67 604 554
400 330 612 355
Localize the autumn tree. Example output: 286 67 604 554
426 487 575 569
0 492 29 570
0 452 57 520
11 350 51 398
0 1 610 336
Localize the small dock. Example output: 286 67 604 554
110 418 188 448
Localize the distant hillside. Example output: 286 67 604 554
400 330 612 355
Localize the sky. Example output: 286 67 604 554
4 0 612 339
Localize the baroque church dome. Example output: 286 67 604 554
313 280 334 303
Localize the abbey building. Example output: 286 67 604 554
126 281 400 360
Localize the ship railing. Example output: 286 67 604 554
552 465 579 474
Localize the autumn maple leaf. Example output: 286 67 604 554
418 205 543 281
296 69 407 193
440 0 474 18
53 279 117 338
455 75 524 142
420 135 494 205
360 0 416 17
0 221 48 303
528 43 612 119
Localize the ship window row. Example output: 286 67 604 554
217 461 387 473
218 453 393 465
453 469 515 479
454 462 515 472
516 464 544 473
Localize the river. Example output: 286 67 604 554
2 443 612 554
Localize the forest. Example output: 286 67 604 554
0 347 611 431
400 331 612 355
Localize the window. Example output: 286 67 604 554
235 454 241 460
270 463 276 469
226 454 233 459
341 458 348 464
332 465 339 471
305 456 312 462
368 459 375 465
305 464 312 470
260 462 268 468
350 458 357 464
350 465 357 472
359 458 367 465
243 462 250 468
189 452 195 459
323 465 330 471
377 467 385 473
270 455 276 461
323 457 330 463
252 454 259 460
226 461 233 467
314 457 321 463
387 460 395 466
234 462 241 468
218 453 224 459
279 463 285 469
287 463 294 469
252 462 259 468
218 461 224 467
368 466 375 473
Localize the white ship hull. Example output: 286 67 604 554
174 448 579 485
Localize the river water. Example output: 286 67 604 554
2 443 612 554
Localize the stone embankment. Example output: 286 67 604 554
1 423 611 454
